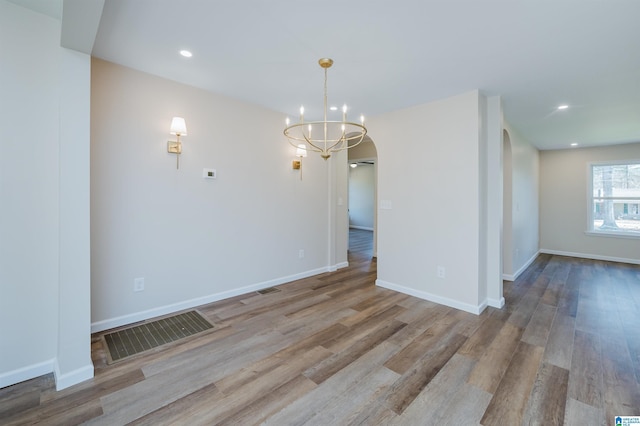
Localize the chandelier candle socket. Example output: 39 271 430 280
284 58 367 160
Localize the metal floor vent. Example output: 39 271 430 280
102 310 214 363
257 287 281 295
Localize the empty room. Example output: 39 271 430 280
1 0 639 424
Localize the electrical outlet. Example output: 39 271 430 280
299 249 305 259
134 277 145 292
437 266 446 279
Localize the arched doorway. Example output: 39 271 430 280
346 136 378 261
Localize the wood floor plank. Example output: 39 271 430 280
458 315 508 360
262 341 400 426
543 313 576 369
507 293 540 329
304 319 406 384
217 374 317 426
522 361 570 425
600 333 640 419
340 291 409 327
381 332 467 415
428 382 492 426
568 330 604 408
301 367 398 426
3 369 144 425
480 342 544 426
466 322 524 394
189 346 332 425
216 344 332 395
620 309 640 385
521 302 557 347
215 323 346 394
384 319 457 375
141 326 285 378
386 305 449 346
541 262 569 306
126 383 221 426
283 285 371 322
0 385 42 420
7 398 104 426
391 354 476 425
321 304 406 354
557 264 582 318
563 398 606 426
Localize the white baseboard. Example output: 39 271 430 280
376 279 485 315
329 261 349 272
487 297 505 309
540 249 640 265
503 250 540 282
91 266 333 333
0 359 55 389
54 362 94 391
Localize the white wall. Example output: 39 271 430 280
483 96 504 307
503 132 514 276
56 47 94 390
371 91 488 313
502 123 540 280
348 164 375 230
540 142 640 263
0 0 93 390
91 59 335 330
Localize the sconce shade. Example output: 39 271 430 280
170 117 188 136
296 144 308 158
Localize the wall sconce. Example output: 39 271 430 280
292 143 307 179
168 117 187 169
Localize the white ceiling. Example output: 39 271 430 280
19 0 640 150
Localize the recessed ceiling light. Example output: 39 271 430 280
557 105 569 110
179 50 193 58
570 142 578 147
330 106 338 111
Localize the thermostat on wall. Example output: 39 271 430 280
203 168 217 179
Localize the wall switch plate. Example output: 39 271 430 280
380 200 392 210
437 266 446 279
203 168 217 179
299 249 305 259
134 277 145 292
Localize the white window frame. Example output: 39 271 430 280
586 160 640 239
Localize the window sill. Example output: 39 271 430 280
585 230 640 240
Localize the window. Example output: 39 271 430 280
589 161 640 237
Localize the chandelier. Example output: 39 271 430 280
284 58 367 160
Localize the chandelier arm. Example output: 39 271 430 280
330 132 367 153
324 133 348 153
302 133 326 154
324 124 367 152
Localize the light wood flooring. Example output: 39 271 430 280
1 229 639 425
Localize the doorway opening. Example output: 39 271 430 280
347 137 378 263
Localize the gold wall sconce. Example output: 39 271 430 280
168 117 187 169
293 143 307 179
